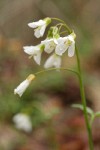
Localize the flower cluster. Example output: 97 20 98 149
24 17 76 69
14 17 76 97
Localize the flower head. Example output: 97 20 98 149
28 17 51 38
23 44 44 65
13 113 32 132
44 53 61 69
14 74 35 97
55 32 76 57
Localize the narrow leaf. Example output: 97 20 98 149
95 111 100 117
72 104 94 115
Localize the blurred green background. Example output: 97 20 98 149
0 0 100 150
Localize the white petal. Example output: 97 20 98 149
55 37 69 56
23 46 39 55
54 56 61 68
53 38 58 44
40 24 46 36
14 80 30 97
33 51 42 65
68 42 75 57
67 35 74 42
42 39 56 54
55 43 69 56
44 44 55 53
57 37 67 44
44 55 54 68
44 54 61 68
34 25 46 38
28 20 45 28
41 38 53 44
68 32 76 41
34 28 41 38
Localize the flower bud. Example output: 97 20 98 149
14 74 35 97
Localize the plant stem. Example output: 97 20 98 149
35 67 79 76
54 16 94 149
75 46 94 150
51 17 72 33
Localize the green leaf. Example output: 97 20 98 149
72 104 94 115
94 111 100 117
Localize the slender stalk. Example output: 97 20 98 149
60 30 68 35
75 46 94 150
35 67 79 76
52 17 94 149
51 17 72 33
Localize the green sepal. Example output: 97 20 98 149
47 26 60 39
44 17 51 25
40 44 45 51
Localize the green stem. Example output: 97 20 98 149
75 46 94 150
35 67 79 76
52 17 94 149
51 17 72 33
60 30 68 35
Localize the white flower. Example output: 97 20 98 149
14 74 35 97
44 53 61 69
23 45 44 65
41 38 57 54
13 113 32 133
28 18 51 38
55 32 76 57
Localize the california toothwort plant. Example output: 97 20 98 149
14 17 100 150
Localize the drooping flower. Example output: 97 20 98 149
28 17 51 38
23 44 44 65
41 38 56 54
14 74 35 97
55 32 76 57
13 113 32 132
44 53 61 69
